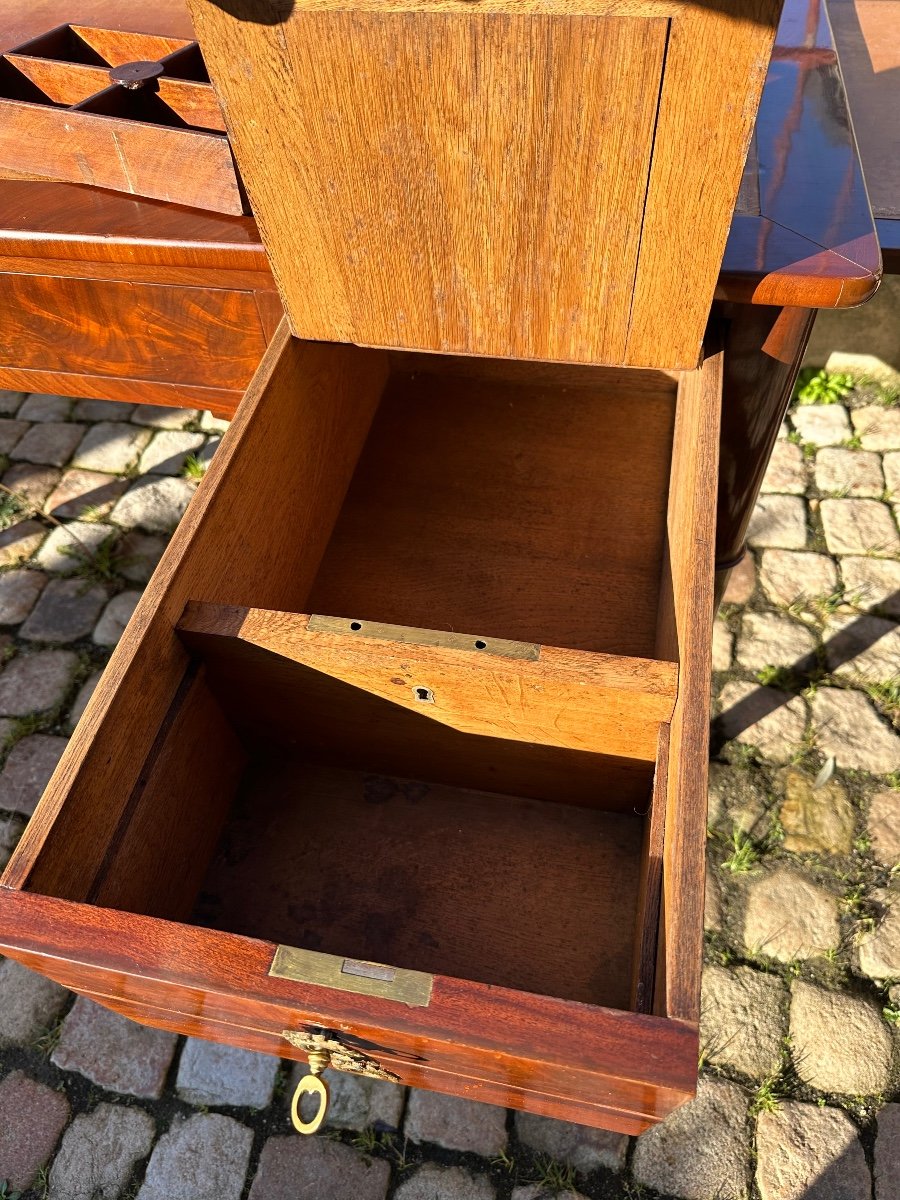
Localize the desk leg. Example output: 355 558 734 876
714 303 816 605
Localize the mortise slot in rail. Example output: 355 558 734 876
177 601 678 762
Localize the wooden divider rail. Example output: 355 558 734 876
0 321 720 1132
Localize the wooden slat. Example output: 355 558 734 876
654 341 722 1025
178 603 677 760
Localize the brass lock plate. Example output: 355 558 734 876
270 945 433 1008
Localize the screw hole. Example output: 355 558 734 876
349 621 362 631
474 639 487 650
414 686 434 703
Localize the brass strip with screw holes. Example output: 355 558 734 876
270 945 433 1007
307 614 540 661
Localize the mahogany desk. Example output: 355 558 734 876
0 0 880 597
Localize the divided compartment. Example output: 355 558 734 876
0 24 232 201
0 324 720 1129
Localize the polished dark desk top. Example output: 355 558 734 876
0 0 882 306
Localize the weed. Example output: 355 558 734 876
381 1134 413 1172
842 434 864 451
853 834 871 854
491 1148 516 1174
351 1127 380 1154
756 665 798 690
33 1016 64 1055
811 590 848 619
800 441 817 461
864 679 900 722
887 771 900 791
0 1183 22 1200
721 830 759 874
794 368 854 405
76 504 106 523
840 884 866 915
729 743 761 768
182 453 206 481
528 1155 577 1195
0 491 26 532
60 531 123 584
883 1005 900 1025
750 1073 783 1115
32 1165 49 1199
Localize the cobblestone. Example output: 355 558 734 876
632 1078 750 1200
0 519 46 566
759 549 839 610
93 590 141 645
139 430 206 475
19 394 71 422
0 648 78 715
869 790 900 867
735 611 816 672
72 398 135 422
21 577 108 642
707 762 769 836
0 813 24 871
712 619 733 670
851 405 900 451
761 439 807 494
777 766 855 854
748 495 808 549
743 867 839 961
73 422 152 474
885 450 900 497
0 568 47 624
723 551 756 605
11 421 85 466
48 1102 155 1200
820 498 900 556
199 435 220 466
405 1090 507 1156
201 410 230 433
3 462 61 508
0 958 68 1045
857 889 900 982
36 520 118 573
289 1063 405 1131
791 404 851 446
790 982 893 1095
815 446 885 498
118 531 166 582
811 687 900 775
52 997 178 1099
839 556 900 617
876 1103 900 1200
823 611 900 683
756 1101 870 1200
515 1111 628 1172
705 866 723 931
132 405 199 429
111 476 195 532
394 1164 495 1200
249 1135 391 1200
717 681 807 764
44 468 127 519
0 390 25 414
0 418 29 452
137 1114 252 1200
0 1070 70 1190
700 965 787 1079
66 668 103 732
0 734 68 815
176 1039 279 1108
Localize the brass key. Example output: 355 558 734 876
284 1028 400 1135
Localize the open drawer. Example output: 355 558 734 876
0 322 719 1133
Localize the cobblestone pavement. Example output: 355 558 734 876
0 363 898 1199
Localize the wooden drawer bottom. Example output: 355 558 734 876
0 324 719 1131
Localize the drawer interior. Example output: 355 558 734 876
3 328 716 1031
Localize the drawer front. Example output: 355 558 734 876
0 271 270 391
0 323 719 1132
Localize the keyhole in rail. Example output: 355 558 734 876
349 621 362 631
474 640 487 650
414 686 434 703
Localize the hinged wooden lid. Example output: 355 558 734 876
189 0 782 368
